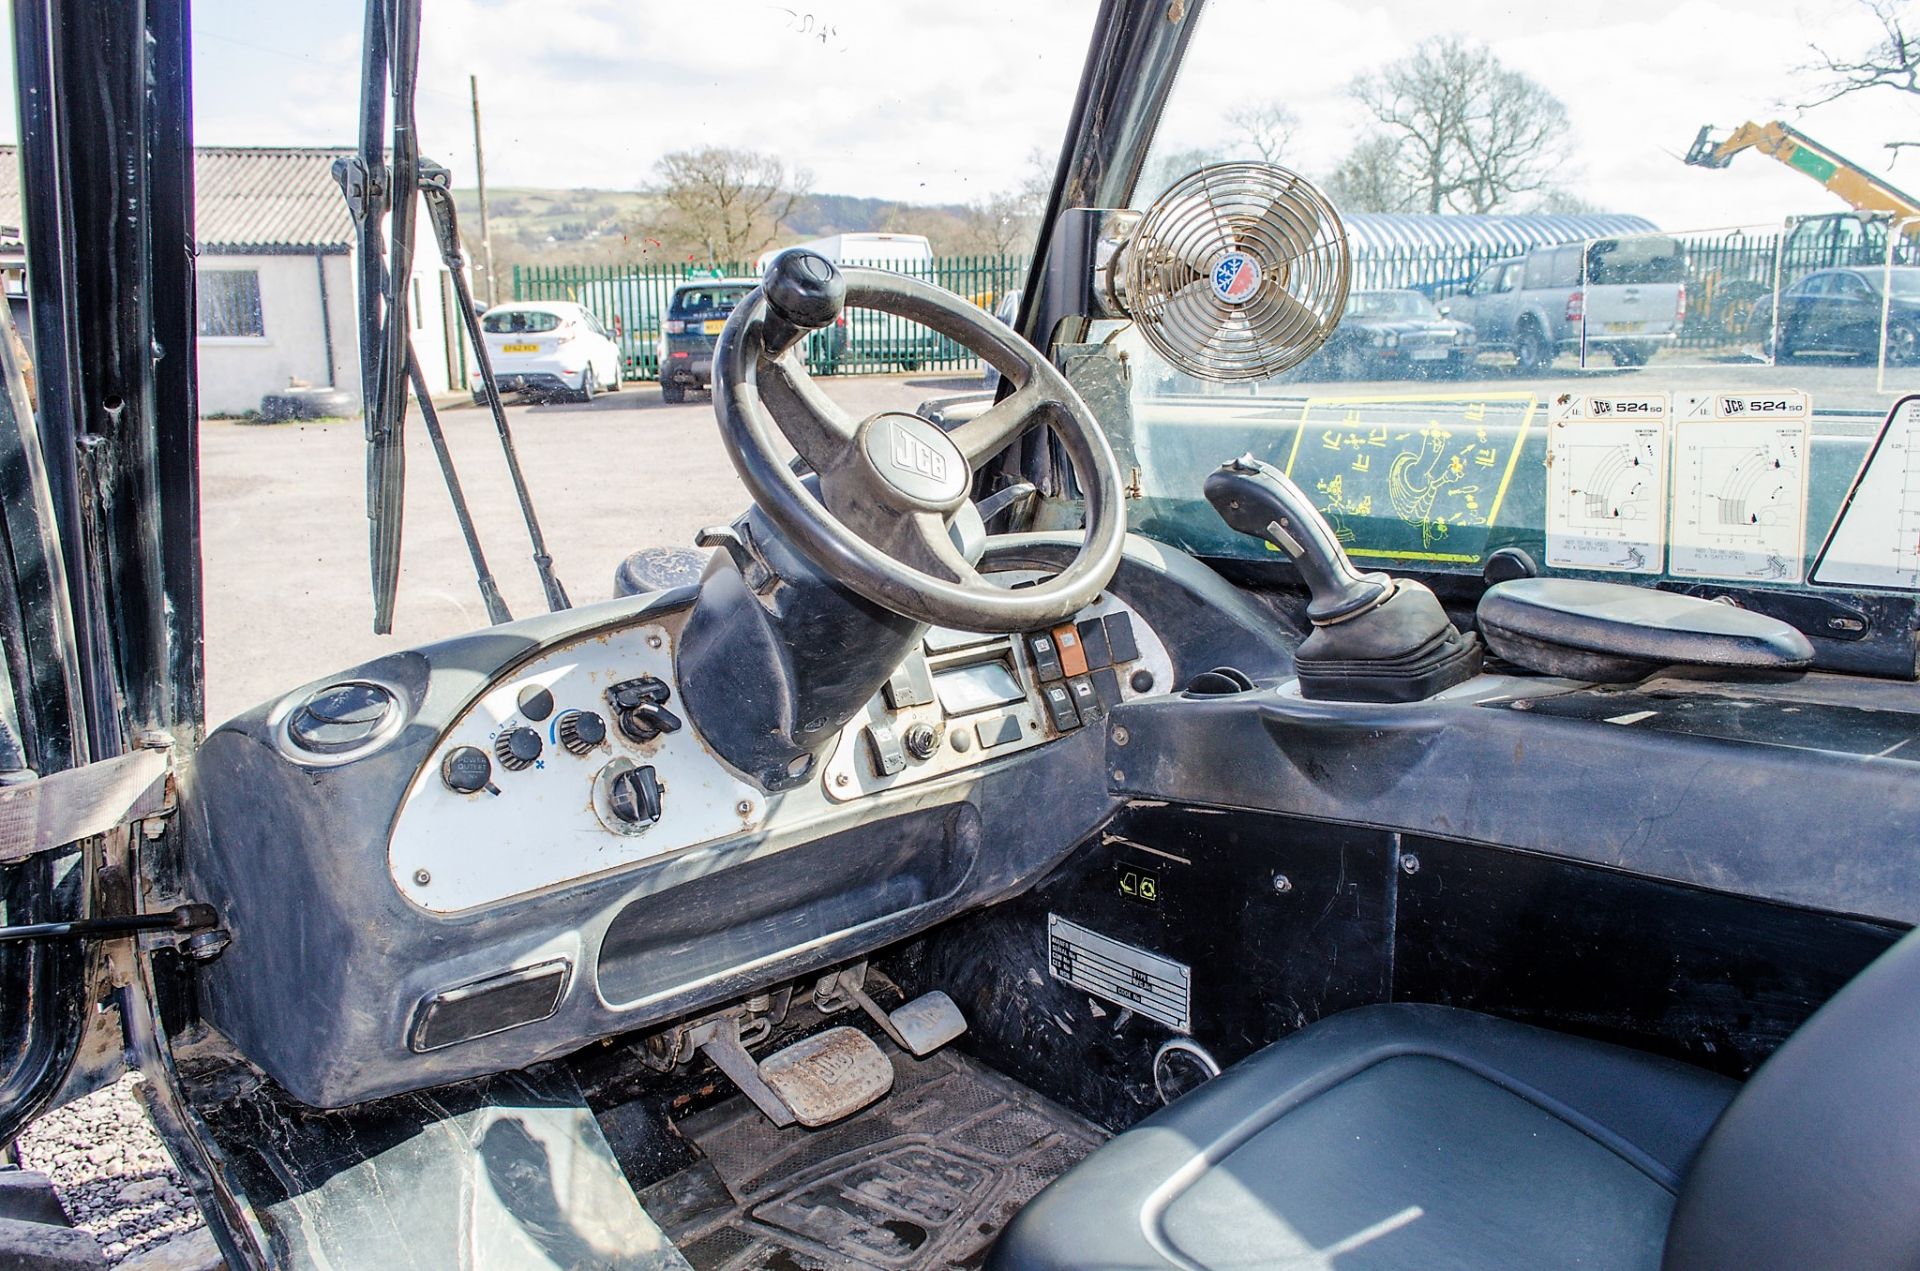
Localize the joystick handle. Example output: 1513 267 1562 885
1204 455 1390 625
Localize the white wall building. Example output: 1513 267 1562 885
0 144 472 418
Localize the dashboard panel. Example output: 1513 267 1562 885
387 581 1172 914
185 537 1288 1109
387 620 768 913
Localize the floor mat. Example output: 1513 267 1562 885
640 1046 1106 1269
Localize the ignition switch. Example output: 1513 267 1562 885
903 723 939 761
609 764 663 826
607 675 683 743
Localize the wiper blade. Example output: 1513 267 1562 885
338 0 421 634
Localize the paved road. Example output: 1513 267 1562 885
201 373 984 726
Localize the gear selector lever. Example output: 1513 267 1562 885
1204 455 1482 703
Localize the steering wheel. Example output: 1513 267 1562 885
712 252 1126 631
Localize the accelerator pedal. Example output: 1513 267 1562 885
695 1016 892 1129
825 964 968 1057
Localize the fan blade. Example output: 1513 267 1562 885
1241 282 1324 347
1235 193 1321 265
1159 277 1232 349
1161 188 1236 275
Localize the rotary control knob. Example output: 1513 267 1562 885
493 726 543 772
903 722 939 761
556 709 606 755
440 745 495 794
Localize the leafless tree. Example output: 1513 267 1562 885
1138 146 1226 203
1351 37 1572 213
953 148 1058 255
1803 0 1920 157
1325 135 1417 213
1226 100 1301 164
649 147 812 263
961 188 1041 255
1806 0 1920 103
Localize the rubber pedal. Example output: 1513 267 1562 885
758 1026 894 1127
888 990 967 1057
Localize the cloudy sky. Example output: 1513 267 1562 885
4 0 1918 232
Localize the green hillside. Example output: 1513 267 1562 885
450 188 984 268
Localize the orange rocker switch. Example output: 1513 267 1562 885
1051 624 1090 678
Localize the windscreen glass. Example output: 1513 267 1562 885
481 309 563 334
669 286 753 315
147 1 1092 726
1113 1 1920 601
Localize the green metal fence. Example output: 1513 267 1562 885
512 255 1030 381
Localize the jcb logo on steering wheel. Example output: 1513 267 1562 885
889 422 950 484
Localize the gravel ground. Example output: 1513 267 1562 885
15 1074 210 1265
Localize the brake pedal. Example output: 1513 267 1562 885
760 1027 894 1126
821 964 968 1057
693 1016 893 1129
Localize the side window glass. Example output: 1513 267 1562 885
1553 247 1581 288
1501 264 1522 293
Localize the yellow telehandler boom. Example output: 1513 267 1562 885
1686 121 1920 223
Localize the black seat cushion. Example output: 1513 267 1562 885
991 1003 1737 1270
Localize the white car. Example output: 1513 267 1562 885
475 301 622 402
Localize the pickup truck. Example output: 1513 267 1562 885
1440 236 1688 371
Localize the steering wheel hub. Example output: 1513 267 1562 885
861 413 970 509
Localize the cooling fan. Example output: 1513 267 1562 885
1110 162 1350 381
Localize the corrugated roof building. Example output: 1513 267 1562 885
1343 212 1664 296
1344 213 1660 255
0 144 468 415
192 146 357 253
0 144 358 253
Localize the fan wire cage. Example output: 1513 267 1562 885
1122 162 1350 381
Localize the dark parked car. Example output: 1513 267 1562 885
1320 289 1476 378
660 277 757 402
1758 266 1920 364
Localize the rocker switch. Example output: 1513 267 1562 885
1052 625 1090 678
864 720 907 776
1027 633 1064 682
1042 683 1081 732
884 653 935 710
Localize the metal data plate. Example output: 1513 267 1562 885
1046 914 1191 1032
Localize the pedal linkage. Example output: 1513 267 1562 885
648 964 969 1128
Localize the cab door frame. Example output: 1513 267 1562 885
1 0 258 1264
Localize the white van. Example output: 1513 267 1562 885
754 232 934 277
755 233 941 372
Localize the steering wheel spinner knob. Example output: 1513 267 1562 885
764 249 845 332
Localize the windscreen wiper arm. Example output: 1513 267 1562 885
419 159 570 614
408 355 512 625
339 0 568 627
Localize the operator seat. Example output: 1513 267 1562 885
992 927 1920 1270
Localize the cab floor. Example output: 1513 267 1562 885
639 1046 1105 1269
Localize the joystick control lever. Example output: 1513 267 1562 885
1203 454 1483 703
1205 456 1390 625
